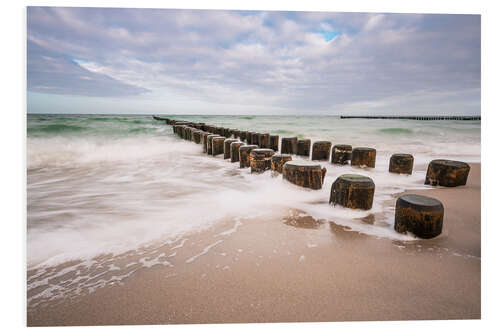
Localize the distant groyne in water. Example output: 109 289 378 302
340 115 480 121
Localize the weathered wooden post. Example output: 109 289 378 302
212 137 226 156
192 130 202 144
201 132 210 153
394 194 444 238
224 138 239 159
270 135 279 152
239 145 259 168
177 125 185 136
329 174 375 210
223 128 231 138
206 134 220 155
230 141 244 163
424 159 470 187
297 139 311 157
389 154 414 175
271 154 292 174
180 126 186 139
351 147 376 168
281 137 298 155
331 144 352 165
250 149 275 173
240 131 248 142
251 132 260 146
258 133 270 149
175 125 184 137
246 131 253 144
282 160 326 190
215 127 225 136
311 141 332 161
185 127 193 140
205 125 214 134
233 129 241 139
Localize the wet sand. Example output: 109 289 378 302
27 163 481 326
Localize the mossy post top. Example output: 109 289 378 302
397 194 443 210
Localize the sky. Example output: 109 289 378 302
27 7 481 115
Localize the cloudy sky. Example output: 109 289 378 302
27 7 480 115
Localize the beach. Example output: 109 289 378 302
26 115 481 325
27 162 480 326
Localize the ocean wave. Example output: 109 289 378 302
378 127 414 135
28 123 87 135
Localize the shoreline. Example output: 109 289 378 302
27 163 481 326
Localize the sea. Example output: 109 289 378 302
27 114 481 308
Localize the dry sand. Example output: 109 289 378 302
27 163 481 326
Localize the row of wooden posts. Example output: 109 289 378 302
153 116 471 239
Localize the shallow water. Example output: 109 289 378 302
27 114 480 307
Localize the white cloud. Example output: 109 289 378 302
27 8 480 115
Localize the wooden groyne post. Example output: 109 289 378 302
340 115 480 121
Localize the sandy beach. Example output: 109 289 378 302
27 163 480 326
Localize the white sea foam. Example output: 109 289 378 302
26 137 461 268
185 240 224 263
215 218 243 237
